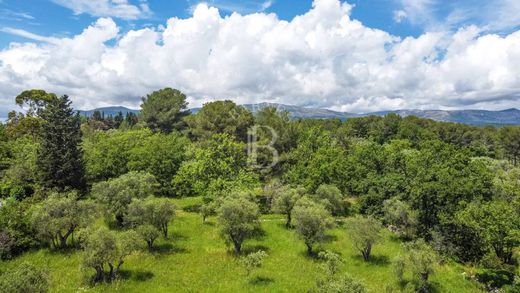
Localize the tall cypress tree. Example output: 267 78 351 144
38 95 86 191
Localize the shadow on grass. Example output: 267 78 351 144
169 231 189 241
322 234 338 243
152 243 188 254
46 246 77 256
119 270 154 282
242 244 271 255
202 221 216 226
352 254 390 266
249 276 274 286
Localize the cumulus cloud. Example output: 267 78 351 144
51 0 151 20
0 0 520 115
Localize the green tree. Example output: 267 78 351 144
1 137 39 199
347 216 383 261
285 128 348 193
272 186 304 227
382 198 418 239
92 172 157 227
80 227 141 282
15 89 57 117
127 196 175 238
31 192 96 249
293 197 334 255
0 198 36 260
172 134 257 197
140 88 190 133
457 200 520 264
500 126 520 166
127 132 188 195
394 240 437 292
186 100 254 141
38 95 86 191
217 195 260 254
136 224 160 251
83 129 153 182
0 262 49 293
312 184 347 216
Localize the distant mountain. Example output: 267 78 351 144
368 108 520 126
80 104 520 126
79 106 140 118
240 102 360 119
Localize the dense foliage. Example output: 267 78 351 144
1 88 520 291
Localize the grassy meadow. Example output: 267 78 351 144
0 196 483 293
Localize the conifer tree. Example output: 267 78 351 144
38 95 86 191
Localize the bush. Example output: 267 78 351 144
316 273 367 293
242 250 268 276
0 262 49 293
0 198 36 259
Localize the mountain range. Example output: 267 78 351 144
79 103 520 126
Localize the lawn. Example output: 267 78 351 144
0 197 483 292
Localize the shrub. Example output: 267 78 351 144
0 262 49 293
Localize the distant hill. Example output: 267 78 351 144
79 106 140 118
80 104 520 126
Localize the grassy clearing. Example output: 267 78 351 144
0 197 482 292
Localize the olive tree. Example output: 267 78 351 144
217 196 260 254
272 186 304 227
312 184 347 216
81 227 141 282
347 215 383 261
293 198 334 255
92 171 157 227
136 224 160 251
31 192 96 249
382 198 418 239
127 196 175 238
393 240 437 292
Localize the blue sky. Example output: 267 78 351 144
0 0 520 115
2 0 504 48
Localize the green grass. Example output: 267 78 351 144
1 197 483 292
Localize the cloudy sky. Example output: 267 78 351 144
0 0 520 116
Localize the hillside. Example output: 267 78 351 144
81 103 520 125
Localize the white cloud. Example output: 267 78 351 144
0 0 520 114
0 8 34 21
0 27 60 44
189 0 273 14
393 10 407 23
51 0 151 20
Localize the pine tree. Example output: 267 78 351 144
38 95 86 191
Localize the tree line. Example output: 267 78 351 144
0 88 519 292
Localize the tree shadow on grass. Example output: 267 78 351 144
152 243 188 254
119 270 154 282
202 221 216 226
352 254 390 266
322 234 338 243
169 232 188 241
249 276 274 286
241 244 271 255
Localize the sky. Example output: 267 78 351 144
1 0 520 116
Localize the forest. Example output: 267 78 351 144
0 88 519 293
